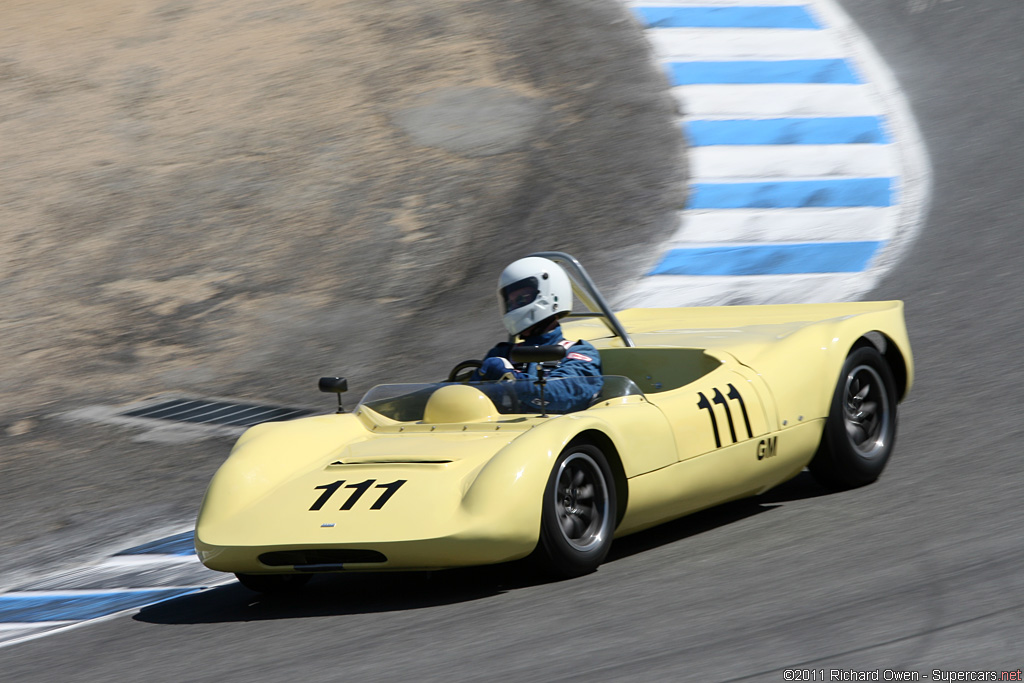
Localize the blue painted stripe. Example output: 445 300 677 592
0 589 200 623
633 6 820 29
116 531 195 556
686 117 888 145
668 59 860 85
650 242 883 275
690 178 892 208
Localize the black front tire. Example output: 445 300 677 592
536 444 616 578
809 345 898 489
234 572 312 594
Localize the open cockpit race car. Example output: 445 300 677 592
195 252 913 592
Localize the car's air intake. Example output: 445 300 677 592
258 549 387 568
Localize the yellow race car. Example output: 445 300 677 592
195 252 912 592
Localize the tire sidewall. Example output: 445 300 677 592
538 443 616 577
818 345 898 487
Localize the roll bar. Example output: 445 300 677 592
528 251 636 347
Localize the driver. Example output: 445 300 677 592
472 256 602 413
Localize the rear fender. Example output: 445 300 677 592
737 303 913 424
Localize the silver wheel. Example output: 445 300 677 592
538 443 617 577
843 364 891 458
809 344 899 489
553 452 611 552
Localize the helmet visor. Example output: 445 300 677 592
500 277 540 313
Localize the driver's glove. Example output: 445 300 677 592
474 357 522 381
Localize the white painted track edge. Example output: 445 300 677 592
675 84 880 117
648 28 846 60
0 580 232 651
689 144 897 179
676 207 896 242
807 0 932 287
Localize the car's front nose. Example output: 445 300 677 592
195 428 548 572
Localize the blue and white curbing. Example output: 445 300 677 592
0 530 230 648
618 0 932 308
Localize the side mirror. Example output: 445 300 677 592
319 377 348 394
509 345 567 364
319 377 348 413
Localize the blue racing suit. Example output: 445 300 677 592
478 326 603 414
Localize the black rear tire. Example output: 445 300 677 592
809 345 898 489
235 572 312 594
536 443 616 578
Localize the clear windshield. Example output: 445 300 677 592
358 376 643 423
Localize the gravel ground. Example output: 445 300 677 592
0 0 683 582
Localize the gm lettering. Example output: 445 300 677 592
757 437 777 460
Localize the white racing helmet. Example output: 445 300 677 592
497 256 573 337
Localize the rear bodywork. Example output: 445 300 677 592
196 299 912 575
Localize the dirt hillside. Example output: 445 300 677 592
0 0 682 579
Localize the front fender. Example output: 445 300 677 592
460 398 674 542
457 419 570 547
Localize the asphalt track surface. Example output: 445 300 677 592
3 1 1023 680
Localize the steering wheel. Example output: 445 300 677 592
447 359 483 383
